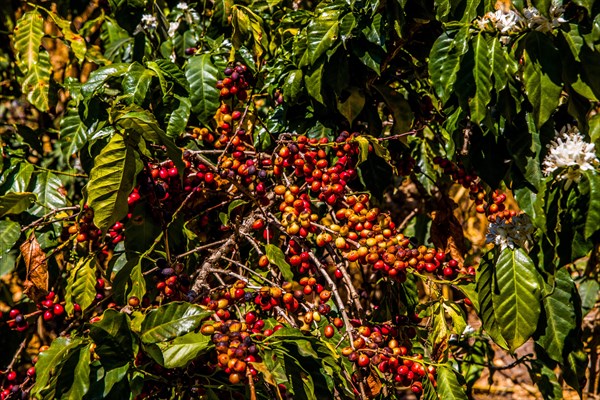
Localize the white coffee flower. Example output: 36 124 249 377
168 21 180 37
176 2 189 10
141 14 158 30
486 214 535 250
542 126 598 188
523 6 563 32
462 325 476 335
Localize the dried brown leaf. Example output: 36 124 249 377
19 233 49 301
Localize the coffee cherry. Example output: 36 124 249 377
324 325 335 338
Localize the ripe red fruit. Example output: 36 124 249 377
9 309 20 319
27 367 36 377
43 311 54 321
7 371 17 381
357 354 370 367
53 304 65 316
324 325 335 338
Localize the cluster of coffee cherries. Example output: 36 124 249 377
0 366 35 400
64 205 124 256
272 133 359 206
201 319 262 385
339 318 435 395
37 291 65 323
3 308 28 332
153 258 192 300
432 157 515 222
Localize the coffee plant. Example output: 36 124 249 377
1 0 599 398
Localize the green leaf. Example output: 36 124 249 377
430 303 449 360
582 171 600 239
31 337 87 400
185 54 220 124
81 63 129 98
536 268 578 363
67 257 98 313
336 87 365 125
443 301 467 335
22 50 52 112
493 248 541 351
355 136 369 167
113 107 183 174
578 278 599 316
140 302 211 343
528 359 563 400
153 59 190 92
128 258 146 302
470 33 492 124
560 24 584 62
373 85 413 135
48 11 87 63
0 219 20 276
283 69 303 104
306 10 340 65
0 192 36 217
13 9 44 72
523 32 563 128
62 342 92 400
589 113 600 142
227 199 248 217
122 62 155 105
212 0 233 27
166 94 191 138
29 170 67 217
437 364 468 400
429 27 470 103
86 133 139 234
146 331 213 368
265 243 294 282
305 60 325 104
488 36 510 92
89 309 137 368
60 109 93 161
563 347 588 394
476 252 509 349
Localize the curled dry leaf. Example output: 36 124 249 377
430 194 466 266
19 232 49 301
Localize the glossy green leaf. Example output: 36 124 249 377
307 10 340 65
86 133 140 233
22 50 52 112
213 0 233 27
563 347 588 394
430 303 449 360
122 63 155 105
48 11 87 63
166 94 191 138
305 60 325 104
528 359 563 400
140 302 211 343
536 268 579 363
578 278 599 316
153 59 190 92
336 87 365 125
523 32 563 128
283 69 303 104
476 252 509 349
0 219 20 276
147 331 213 368
492 248 541 351
0 192 36 217
60 109 93 161
13 9 44 72
66 257 98 313
81 63 129 98
265 243 294 282
429 27 470 103
89 309 137 368
186 54 220 124
436 364 468 400
583 170 600 239
470 32 492 124
31 337 87 400
29 170 67 217
62 343 92 400
113 107 183 174
488 36 510 92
